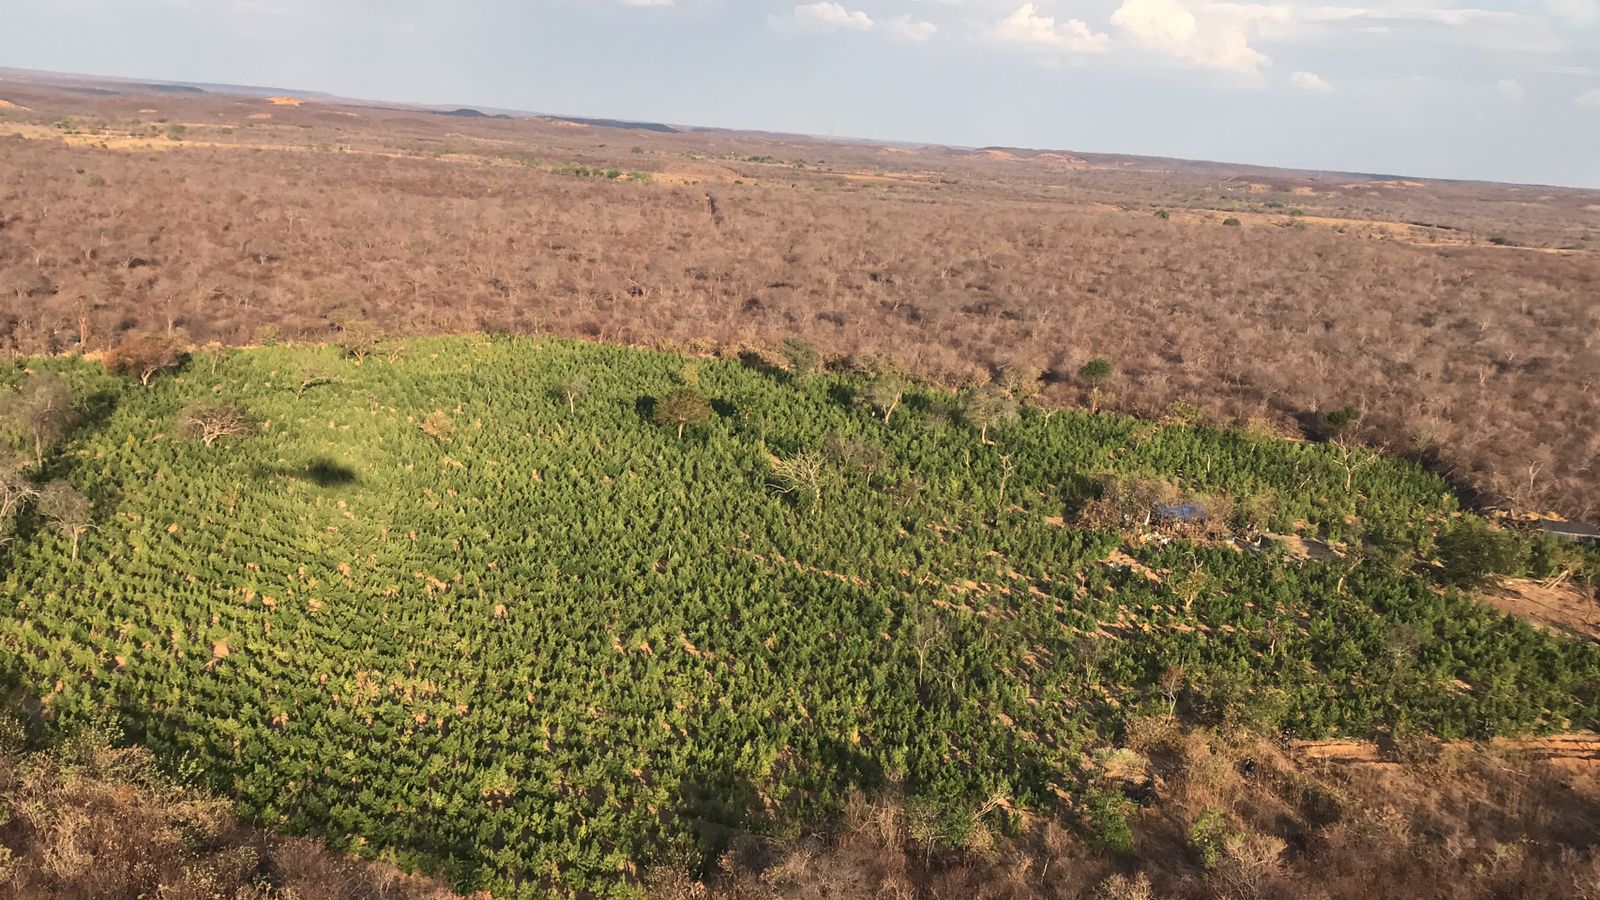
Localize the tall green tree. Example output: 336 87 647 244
555 377 591 413
779 338 820 376
654 388 712 439
864 375 907 426
1078 358 1113 412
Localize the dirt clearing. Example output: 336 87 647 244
1485 577 1600 642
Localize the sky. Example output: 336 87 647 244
3 0 1599 187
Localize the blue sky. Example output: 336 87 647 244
4 0 1598 187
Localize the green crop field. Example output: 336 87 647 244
2 335 1596 897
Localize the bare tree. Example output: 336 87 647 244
998 364 1042 403
296 363 342 396
769 450 828 515
1173 563 1210 616
1158 664 1186 715
962 385 1019 444
1322 406 1374 492
335 319 384 365
179 402 256 448
104 333 184 387
994 453 1016 523
906 604 944 682
36 480 92 560
1 371 77 469
0 454 38 545
555 376 590 413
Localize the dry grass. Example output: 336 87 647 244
8 719 1595 898
691 722 1600 900
0 723 460 900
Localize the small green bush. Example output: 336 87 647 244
1322 405 1362 439
1189 809 1240 868
1083 787 1134 853
1436 520 1522 588
1078 358 1113 388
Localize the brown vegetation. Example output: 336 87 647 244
0 85 1593 518
1483 577 1600 643
102 332 184 387
0 724 460 899
5 717 1598 899
679 722 1600 900
3 84 1598 517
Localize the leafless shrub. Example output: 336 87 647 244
769 450 828 515
0 371 76 468
1097 872 1156 900
178 402 256 448
335 318 384 364
35 479 91 560
0 724 459 899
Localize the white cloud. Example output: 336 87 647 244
771 2 875 33
887 15 940 41
1201 2 1563 55
1578 88 1600 109
1290 70 1330 91
1111 0 1271 75
618 0 674 6
1545 0 1597 24
1496 78 1524 102
987 3 1110 53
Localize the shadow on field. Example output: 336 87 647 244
827 383 856 410
79 388 122 432
252 457 359 487
675 735 885 878
737 350 791 383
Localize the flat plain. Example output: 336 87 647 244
2 72 1598 521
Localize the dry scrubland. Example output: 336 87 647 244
1 80 1598 519
5 719 1599 899
2 77 1600 900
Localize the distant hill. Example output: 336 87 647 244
2 65 1593 191
439 107 512 120
545 115 677 133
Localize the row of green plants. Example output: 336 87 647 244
0 333 1594 897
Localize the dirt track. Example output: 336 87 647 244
1294 733 1600 769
